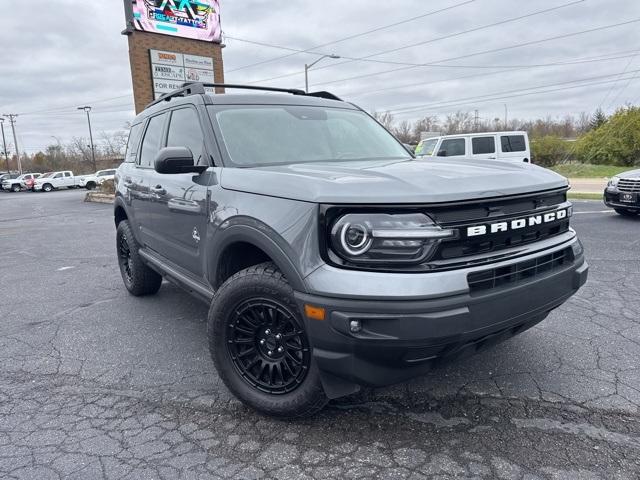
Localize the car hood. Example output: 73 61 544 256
219 158 568 203
618 168 640 179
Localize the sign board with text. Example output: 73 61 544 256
126 0 221 43
150 49 215 98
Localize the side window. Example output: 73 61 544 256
124 123 143 163
64 172 71 177
53 173 62 179
139 113 168 168
472 137 496 155
166 108 206 165
438 139 466 157
501 135 526 152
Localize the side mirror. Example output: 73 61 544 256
437 149 447 157
154 147 207 174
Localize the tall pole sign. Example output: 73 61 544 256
122 1 224 113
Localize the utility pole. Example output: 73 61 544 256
0 118 9 173
504 104 508 128
3 114 22 174
474 110 479 132
304 54 341 93
78 106 97 172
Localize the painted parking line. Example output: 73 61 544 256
573 210 614 215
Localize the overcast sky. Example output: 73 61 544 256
0 0 638 155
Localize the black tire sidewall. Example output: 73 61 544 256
208 265 327 418
116 220 162 296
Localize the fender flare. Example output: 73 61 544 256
208 223 308 293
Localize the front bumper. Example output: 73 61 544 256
604 188 640 211
295 236 588 397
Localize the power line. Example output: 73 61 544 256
310 18 640 88
225 0 475 73
18 94 133 116
387 74 640 117
344 50 640 99
242 0 588 85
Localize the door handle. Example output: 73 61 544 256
151 185 166 195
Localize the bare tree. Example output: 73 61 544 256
371 111 395 131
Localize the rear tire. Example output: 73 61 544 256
614 208 638 217
42 184 53 192
208 262 328 418
11 184 20 192
86 182 96 190
116 220 162 296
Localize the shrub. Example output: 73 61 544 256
531 136 572 167
99 179 115 195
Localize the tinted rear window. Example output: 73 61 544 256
501 135 526 152
472 136 496 154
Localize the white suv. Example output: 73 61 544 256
78 169 117 190
415 131 531 163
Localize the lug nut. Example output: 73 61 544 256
267 350 273 356
260 339 266 345
265 329 271 335
275 334 282 340
277 347 284 353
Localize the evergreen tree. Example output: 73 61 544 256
589 108 607 130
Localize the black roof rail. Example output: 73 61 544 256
306 91 343 101
145 83 343 110
145 83 206 109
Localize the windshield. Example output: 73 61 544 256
210 105 411 167
415 138 438 157
39 172 53 178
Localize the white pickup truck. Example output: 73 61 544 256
32 171 82 192
77 169 117 190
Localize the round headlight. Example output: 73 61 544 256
340 222 372 256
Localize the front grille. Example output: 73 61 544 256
467 247 572 292
435 217 570 260
618 178 640 193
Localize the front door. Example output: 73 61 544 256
133 112 169 248
146 106 210 278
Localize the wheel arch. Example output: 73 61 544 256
209 225 307 293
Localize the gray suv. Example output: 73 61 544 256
114 83 588 417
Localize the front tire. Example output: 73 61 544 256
11 184 20 192
42 183 53 192
116 220 162 296
208 263 328 418
615 208 638 217
85 182 96 190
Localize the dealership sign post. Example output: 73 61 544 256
122 0 224 113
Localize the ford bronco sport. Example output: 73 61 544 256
114 83 588 417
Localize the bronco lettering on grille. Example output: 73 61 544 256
467 208 569 237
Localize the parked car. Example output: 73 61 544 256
114 83 587 418
78 169 117 190
0 173 20 186
1 173 42 192
415 131 531 163
604 169 640 216
32 171 81 192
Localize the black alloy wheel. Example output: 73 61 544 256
227 298 311 395
118 231 134 284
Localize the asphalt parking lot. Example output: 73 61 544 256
0 189 639 480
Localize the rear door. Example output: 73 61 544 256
146 105 210 277
471 135 497 160
499 134 530 162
